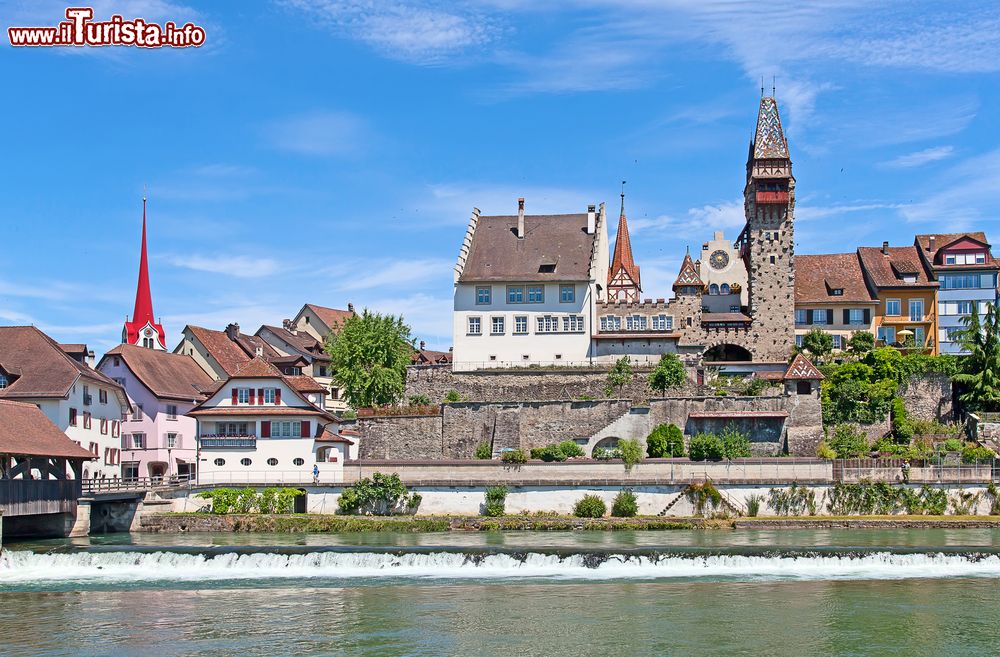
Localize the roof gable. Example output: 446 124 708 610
0 326 121 399
100 344 213 401
785 354 824 380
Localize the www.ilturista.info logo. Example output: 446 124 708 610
8 7 206 48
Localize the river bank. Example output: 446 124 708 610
139 512 1000 533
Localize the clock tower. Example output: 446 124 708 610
122 196 167 350
699 231 748 313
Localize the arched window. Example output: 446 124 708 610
720 283 731 295
709 284 719 295
240 458 252 466
293 458 305 466
213 458 225 466
267 458 278 466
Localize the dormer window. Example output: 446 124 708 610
0 373 7 389
831 288 844 296
538 263 556 273
902 275 917 283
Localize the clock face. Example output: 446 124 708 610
144 328 153 337
710 249 730 270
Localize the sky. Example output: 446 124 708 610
2 0 1000 354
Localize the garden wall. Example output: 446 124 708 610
899 373 954 423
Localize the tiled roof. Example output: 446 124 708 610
702 312 752 322
857 246 937 288
259 325 329 360
795 253 876 304
915 232 999 270
304 305 354 333
753 97 789 159
0 399 96 458
101 344 213 402
609 207 641 289
232 357 286 378
0 326 121 399
673 252 704 289
785 353 824 381
459 213 599 282
412 349 453 364
287 375 326 393
187 406 329 417
186 325 253 376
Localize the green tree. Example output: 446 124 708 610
604 357 634 397
802 328 833 360
646 423 685 458
648 353 686 394
827 424 870 459
863 347 903 383
325 310 414 408
848 331 875 355
617 438 643 470
954 303 1000 412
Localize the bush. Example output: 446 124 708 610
646 424 685 458
604 357 634 397
684 481 723 516
720 425 752 459
745 494 763 517
408 394 431 406
816 440 837 459
962 444 996 464
573 494 607 518
827 424 870 459
741 377 770 396
611 489 639 517
943 437 963 452
474 441 492 460
444 390 462 403
891 397 913 442
534 444 567 462
688 433 724 461
848 330 875 354
592 447 617 460
197 488 303 515
767 482 817 516
337 472 413 515
483 485 508 517
501 449 527 465
558 440 585 459
618 438 643 469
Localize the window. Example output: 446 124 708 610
560 285 575 303
720 283 731 295
527 286 544 303
293 457 305 466
909 299 924 321
885 299 901 316
491 316 505 335
600 315 622 331
831 335 844 350
709 284 719 295
514 316 528 334
240 458 252 466
318 366 327 377
770 255 776 264
652 315 673 331
946 252 988 265
977 252 987 264
795 334 804 347
830 288 844 296
945 327 965 342
0 373 7 389
166 404 178 420
100 418 108 435
214 458 226 466
913 327 926 346
626 315 647 331
730 305 741 313
507 286 524 304
83 385 91 405
940 273 994 289
476 286 492 305
848 309 866 325
562 316 585 332
946 254 955 265
89 442 99 456
123 462 139 479
267 458 279 466
796 381 812 395
166 433 178 448
878 326 896 344
263 388 276 404
237 388 250 405
795 309 807 325
274 421 302 438
536 315 559 333
468 316 482 335
217 422 249 435
99 389 108 404
83 412 92 429
133 404 143 421
69 408 78 426
131 433 145 449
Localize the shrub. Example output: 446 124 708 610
950 489 983 515
197 488 240 514
943 437 963 452
962 444 995 464
337 472 412 515
197 488 302 515
684 481 722 516
558 440 585 459
534 444 567 462
646 424 685 458
688 433 724 461
848 330 875 354
827 424 870 459
501 449 527 465
474 442 492 460
741 377 770 396
816 440 837 460
891 397 913 442
745 494 763 517
444 390 461 403
767 482 817 516
483 485 508 517
408 394 431 406
618 438 643 469
573 494 607 518
611 489 639 517
720 425 752 459
648 353 686 394
592 447 617 460
234 487 259 514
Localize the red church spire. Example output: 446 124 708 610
123 195 166 349
607 182 641 302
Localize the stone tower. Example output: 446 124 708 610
740 96 796 361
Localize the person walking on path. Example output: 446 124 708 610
313 464 320 485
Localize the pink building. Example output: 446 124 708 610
98 344 214 479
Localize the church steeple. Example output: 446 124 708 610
122 196 166 350
607 182 641 303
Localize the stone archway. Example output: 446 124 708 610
703 343 753 362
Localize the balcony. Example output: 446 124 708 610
199 434 257 449
756 191 789 204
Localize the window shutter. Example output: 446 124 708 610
231 388 238 405
261 421 271 438
249 388 256 406
275 388 282 405
864 309 871 324
825 310 833 325
258 388 265 404
806 310 813 324
300 420 310 438
843 309 850 324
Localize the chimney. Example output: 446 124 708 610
86 349 95 368
882 241 890 255
282 318 293 330
928 236 936 252
225 323 240 340
420 340 426 350
449 347 454 352
517 198 525 239
348 302 355 313
587 204 596 235
254 345 263 357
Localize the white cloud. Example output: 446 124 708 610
630 200 744 239
331 258 452 292
263 111 370 156
881 146 955 169
356 292 454 348
167 254 281 278
898 148 1000 225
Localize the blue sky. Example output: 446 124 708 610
2 0 999 353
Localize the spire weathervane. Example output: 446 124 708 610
620 180 626 216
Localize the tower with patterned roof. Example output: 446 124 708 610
122 196 166 350
608 187 641 303
738 96 796 361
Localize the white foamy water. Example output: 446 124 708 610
2 550 1000 585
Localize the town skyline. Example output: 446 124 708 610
2 0 999 353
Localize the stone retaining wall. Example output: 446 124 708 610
899 373 954 423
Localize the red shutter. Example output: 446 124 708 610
261 421 271 438
258 388 265 405
231 388 238 405
275 388 281 405
249 388 256 406
300 420 310 438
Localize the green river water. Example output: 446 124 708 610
2 529 1000 656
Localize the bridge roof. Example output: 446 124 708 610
0 399 94 459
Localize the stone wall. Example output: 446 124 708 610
355 415 443 459
899 373 954 423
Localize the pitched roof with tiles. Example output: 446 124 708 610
673 252 704 289
0 326 122 400
609 200 641 289
915 232 999 270
459 213 599 282
753 96 790 159
304 305 354 333
857 245 937 289
185 325 253 376
101 344 214 402
412 349 453 365
0 399 95 459
784 353 824 381
259 325 329 360
795 253 877 304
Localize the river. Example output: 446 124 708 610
2 529 1000 656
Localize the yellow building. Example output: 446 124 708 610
857 242 939 354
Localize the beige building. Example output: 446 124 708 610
698 231 748 313
794 253 878 351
